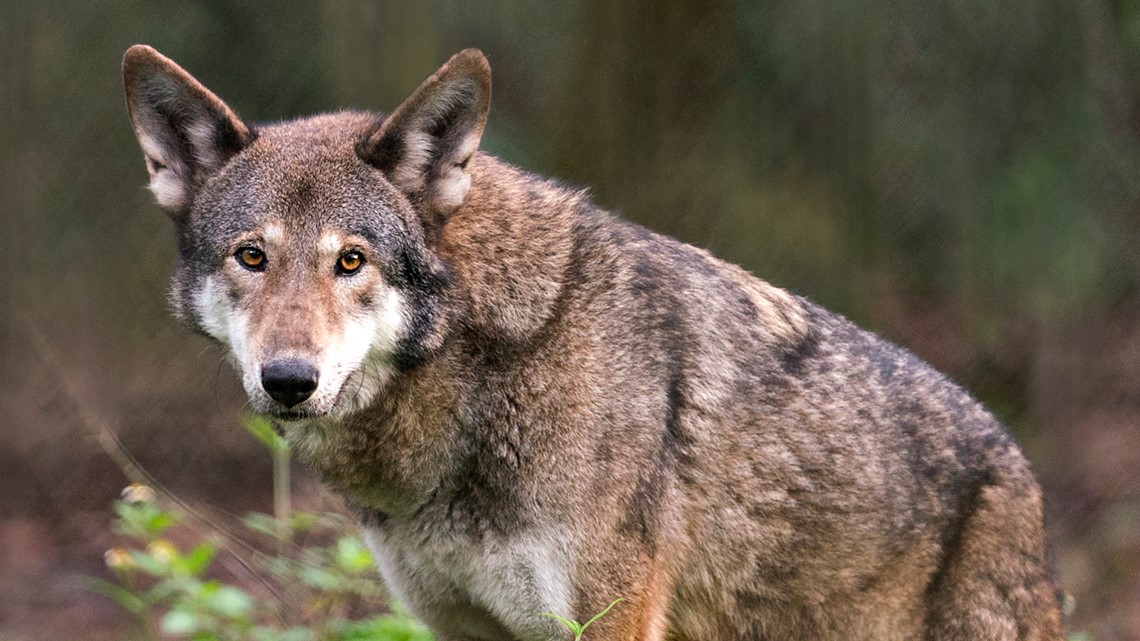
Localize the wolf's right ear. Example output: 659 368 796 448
122 45 251 215
357 49 491 218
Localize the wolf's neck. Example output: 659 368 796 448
287 157 594 517
438 154 588 342
282 357 470 518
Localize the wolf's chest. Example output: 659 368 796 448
361 521 575 641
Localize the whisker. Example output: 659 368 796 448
212 355 227 410
349 362 368 410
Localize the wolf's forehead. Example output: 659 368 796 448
212 113 403 228
260 223 354 254
248 122 368 183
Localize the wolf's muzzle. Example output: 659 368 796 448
261 359 319 408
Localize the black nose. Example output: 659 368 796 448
260 359 319 408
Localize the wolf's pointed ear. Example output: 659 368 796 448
357 49 491 216
122 45 252 215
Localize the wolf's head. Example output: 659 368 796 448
123 45 490 420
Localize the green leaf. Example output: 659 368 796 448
114 501 175 538
161 609 203 635
146 511 177 535
252 626 312 641
80 577 148 614
332 612 435 641
333 536 375 574
177 543 217 576
581 598 623 632
242 512 284 539
299 565 342 591
287 511 319 532
206 585 253 619
147 579 180 603
541 612 583 637
241 413 288 454
543 598 622 640
129 550 170 577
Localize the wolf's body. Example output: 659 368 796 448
123 46 1063 640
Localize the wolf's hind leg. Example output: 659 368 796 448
923 472 1062 641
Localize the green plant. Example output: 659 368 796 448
89 414 433 641
541 598 622 641
93 413 624 641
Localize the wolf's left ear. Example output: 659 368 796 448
123 45 252 215
357 49 491 216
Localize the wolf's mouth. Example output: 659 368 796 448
269 407 322 422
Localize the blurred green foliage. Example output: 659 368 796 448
95 482 431 641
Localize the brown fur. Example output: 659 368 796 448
124 45 1063 641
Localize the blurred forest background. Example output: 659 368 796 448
2 1 1139 639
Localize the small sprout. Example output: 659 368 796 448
543 598 623 641
121 483 156 504
147 539 178 563
104 548 133 569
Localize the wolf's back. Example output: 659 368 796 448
563 213 1061 638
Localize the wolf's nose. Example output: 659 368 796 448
261 359 319 408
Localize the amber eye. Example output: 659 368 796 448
336 250 365 275
235 246 266 271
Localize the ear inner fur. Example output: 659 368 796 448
356 49 491 225
122 45 252 215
